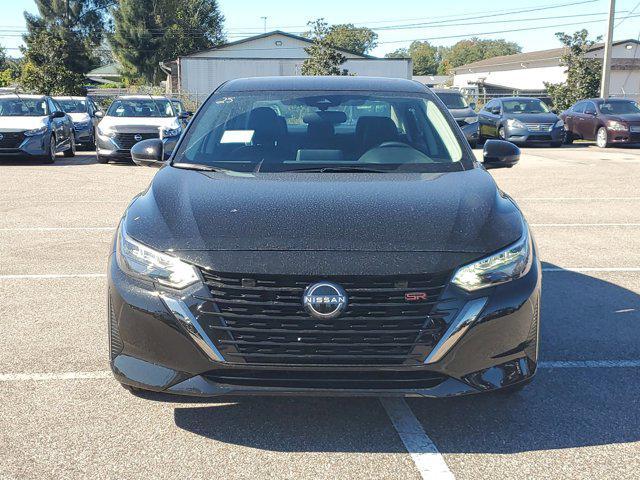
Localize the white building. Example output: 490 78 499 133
161 31 412 96
452 39 640 100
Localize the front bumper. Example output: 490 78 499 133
505 126 565 144
73 124 93 146
607 128 640 144
0 132 52 158
96 134 178 160
108 245 542 397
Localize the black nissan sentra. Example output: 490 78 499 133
108 76 541 397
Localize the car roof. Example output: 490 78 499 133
52 96 87 100
217 76 430 94
0 94 46 100
431 89 462 95
116 95 170 100
496 97 545 101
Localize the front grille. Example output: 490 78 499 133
524 123 553 132
204 368 448 390
113 132 158 149
0 131 25 149
196 271 453 366
108 296 123 361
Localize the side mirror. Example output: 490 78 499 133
131 138 165 167
469 102 476 111
50 111 66 119
179 112 191 120
94 110 104 118
483 139 520 169
585 110 596 116
491 107 501 115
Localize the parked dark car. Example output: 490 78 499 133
478 97 565 147
53 96 102 149
109 76 540 398
561 98 640 148
0 94 75 163
432 89 479 147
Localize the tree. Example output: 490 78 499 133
545 30 602 111
438 37 521 73
110 0 225 84
20 0 113 94
323 24 377 55
301 19 349 76
386 41 439 75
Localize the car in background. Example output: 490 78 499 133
432 89 479 147
53 96 102 149
95 95 185 164
170 98 193 127
561 98 640 148
0 94 75 163
478 97 565 147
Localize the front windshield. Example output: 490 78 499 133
600 100 640 115
56 99 87 113
435 92 468 109
173 90 466 173
503 98 551 114
0 98 48 116
107 99 175 118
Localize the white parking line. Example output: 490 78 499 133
539 360 640 368
531 223 640 227
542 267 640 273
380 397 455 480
0 227 115 232
0 371 111 382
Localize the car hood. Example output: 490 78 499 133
447 107 476 119
605 113 640 123
505 113 559 123
124 166 523 258
68 112 90 123
98 116 179 131
0 116 47 131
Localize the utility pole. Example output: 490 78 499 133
261 17 268 33
600 0 615 98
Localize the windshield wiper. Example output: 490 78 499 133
172 162 230 172
282 165 389 173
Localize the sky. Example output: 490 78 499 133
0 0 639 58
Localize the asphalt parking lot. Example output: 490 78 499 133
1 144 639 479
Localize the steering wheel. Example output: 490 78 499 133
378 141 411 149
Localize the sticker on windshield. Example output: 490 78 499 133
220 130 254 144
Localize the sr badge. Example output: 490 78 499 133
303 282 348 319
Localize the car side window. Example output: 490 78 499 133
572 102 585 114
584 102 596 115
483 100 495 112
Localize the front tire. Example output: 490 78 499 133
596 127 609 148
43 135 56 164
498 126 506 140
96 153 109 164
63 136 76 157
564 131 574 144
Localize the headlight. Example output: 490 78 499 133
116 224 199 289
451 228 532 291
161 126 181 138
463 116 478 124
24 126 48 136
98 127 116 138
554 119 564 128
506 119 527 129
607 120 628 131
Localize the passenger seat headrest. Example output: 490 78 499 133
356 116 399 150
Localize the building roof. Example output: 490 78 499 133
180 30 373 59
218 76 429 93
453 39 640 73
86 62 121 77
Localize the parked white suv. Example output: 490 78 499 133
95 95 184 164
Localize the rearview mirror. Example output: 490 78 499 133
483 140 520 169
131 138 165 167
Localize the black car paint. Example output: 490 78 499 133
109 76 541 397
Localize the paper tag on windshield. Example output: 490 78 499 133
220 130 254 144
